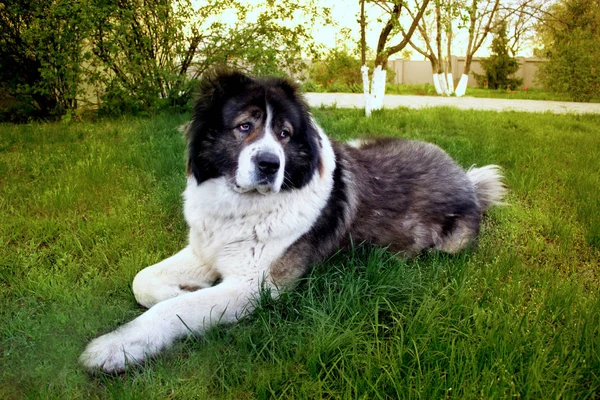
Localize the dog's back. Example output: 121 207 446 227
340 138 505 255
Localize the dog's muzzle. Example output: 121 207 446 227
255 152 281 180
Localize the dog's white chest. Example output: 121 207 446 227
182 176 330 278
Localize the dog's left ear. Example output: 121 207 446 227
271 76 301 99
194 67 252 113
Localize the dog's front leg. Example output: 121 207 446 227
132 245 219 309
80 276 261 373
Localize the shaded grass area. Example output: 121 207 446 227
1 108 599 398
302 82 600 103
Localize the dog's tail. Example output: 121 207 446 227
467 165 507 211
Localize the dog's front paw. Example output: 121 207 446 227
80 326 156 373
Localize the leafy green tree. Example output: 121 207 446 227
0 0 89 120
87 0 327 116
536 0 600 102
474 20 523 90
1 0 328 119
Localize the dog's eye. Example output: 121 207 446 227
279 129 290 140
238 123 251 133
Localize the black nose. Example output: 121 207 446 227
256 152 280 176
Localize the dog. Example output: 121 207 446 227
80 69 506 373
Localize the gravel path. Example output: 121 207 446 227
304 93 600 114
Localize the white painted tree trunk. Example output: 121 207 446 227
361 65 387 116
371 65 387 111
432 73 443 95
433 73 453 96
438 73 449 96
446 73 454 95
455 74 469 97
361 65 372 116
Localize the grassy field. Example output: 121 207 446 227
1 107 599 398
302 81 600 103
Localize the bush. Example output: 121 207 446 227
308 48 395 91
0 0 87 120
309 49 363 87
1 0 327 120
536 0 600 102
473 21 522 90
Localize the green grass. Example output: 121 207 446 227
1 108 599 398
302 81 600 103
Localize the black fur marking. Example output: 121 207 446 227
302 153 349 260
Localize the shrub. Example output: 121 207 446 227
308 48 396 91
473 21 522 90
536 0 600 102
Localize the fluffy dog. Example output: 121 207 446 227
80 69 505 372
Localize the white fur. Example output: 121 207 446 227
467 165 507 210
80 121 336 373
235 105 285 194
346 139 366 149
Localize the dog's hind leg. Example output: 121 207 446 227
435 218 480 254
132 246 219 308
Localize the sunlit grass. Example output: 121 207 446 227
302 81 600 103
1 108 599 398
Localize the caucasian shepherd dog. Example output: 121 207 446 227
81 69 505 372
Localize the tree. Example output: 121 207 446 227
503 0 544 57
1 0 328 119
408 0 462 95
88 0 326 115
0 0 89 120
536 0 600 102
359 0 431 116
454 0 502 96
473 20 523 89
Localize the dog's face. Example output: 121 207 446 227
186 69 322 194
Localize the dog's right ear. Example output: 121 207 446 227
186 68 253 184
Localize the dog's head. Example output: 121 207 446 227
185 68 322 194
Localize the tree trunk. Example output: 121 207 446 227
430 58 442 95
371 64 387 111
361 65 372 116
446 21 454 94
360 0 372 115
360 0 366 66
446 73 454 94
456 55 473 97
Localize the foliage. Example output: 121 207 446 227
473 21 523 90
1 109 599 397
309 48 366 88
0 0 328 120
87 0 195 116
0 0 89 120
536 0 600 102
459 0 502 74
307 47 395 92
89 0 326 116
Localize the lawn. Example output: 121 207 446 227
1 107 599 398
302 81 600 103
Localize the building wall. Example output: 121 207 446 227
388 57 545 88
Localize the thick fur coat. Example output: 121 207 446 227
80 69 505 373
